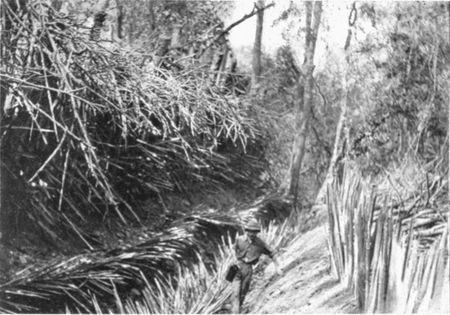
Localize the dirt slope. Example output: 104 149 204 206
245 221 358 314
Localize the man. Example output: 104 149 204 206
231 218 282 313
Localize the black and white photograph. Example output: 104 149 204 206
0 0 449 313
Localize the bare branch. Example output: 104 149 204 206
200 2 275 56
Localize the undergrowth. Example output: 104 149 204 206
0 0 266 250
90 212 302 314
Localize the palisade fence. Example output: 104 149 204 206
326 165 449 313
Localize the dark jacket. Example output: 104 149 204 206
234 235 274 265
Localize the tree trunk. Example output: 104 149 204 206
316 100 346 203
215 45 229 87
127 8 135 45
251 0 265 94
116 0 124 39
447 2 450 203
209 45 222 82
315 3 356 204
286 1 322 206
148 0 155 32
90 0 111 41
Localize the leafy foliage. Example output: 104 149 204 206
347 2 450 174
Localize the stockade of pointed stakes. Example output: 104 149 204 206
326 161 449 313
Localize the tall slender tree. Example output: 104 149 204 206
251 0 265 94
116 0 124 39
448 2 450 203
315 3 356 203
285 1 322 206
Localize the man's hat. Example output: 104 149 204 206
244 219 261 232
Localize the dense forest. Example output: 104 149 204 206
0 0 449 313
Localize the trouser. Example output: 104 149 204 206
231 261 253 314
